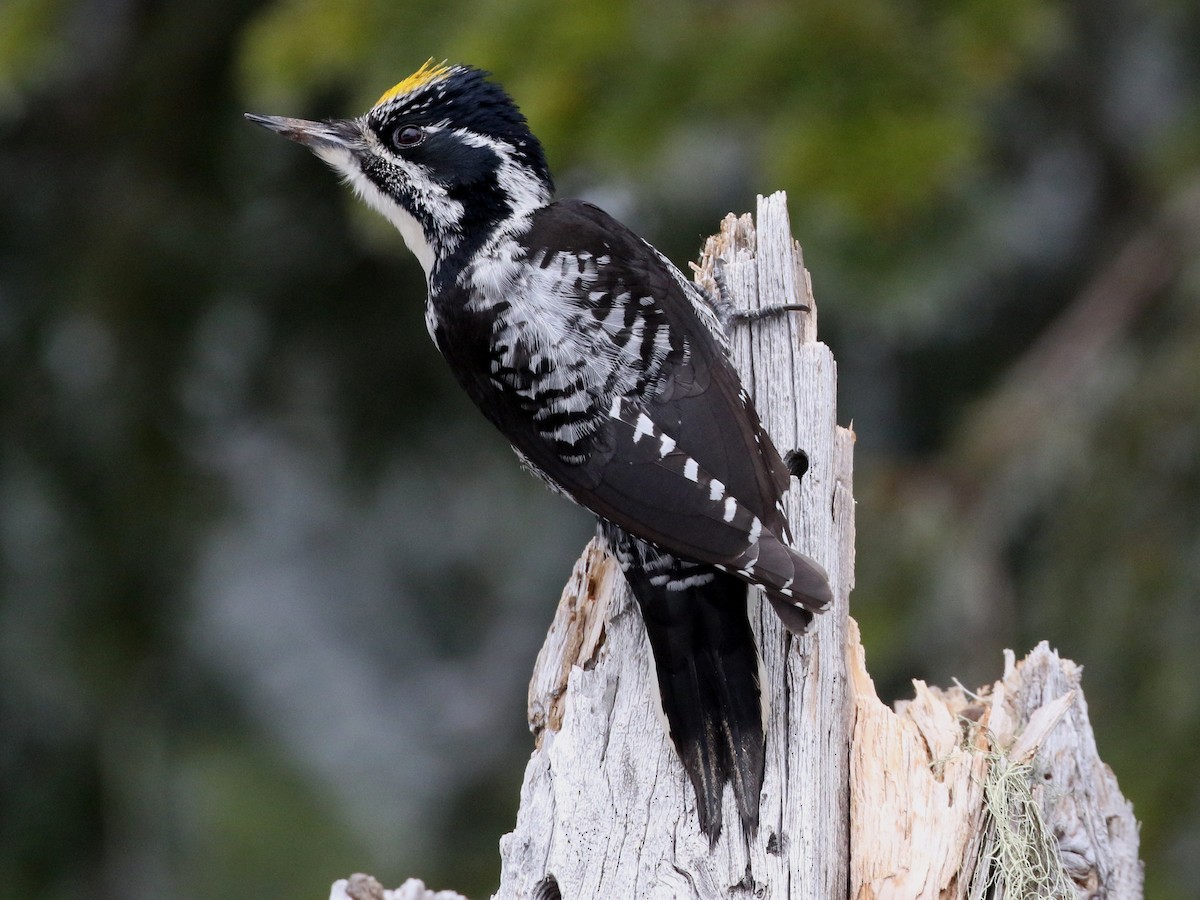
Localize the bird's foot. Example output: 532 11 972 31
704 258 810 334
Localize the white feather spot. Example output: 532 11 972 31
633 413 654 443
667 572 715 590
658 434 676 457
723 496 737 522
748 516 762 543
683 458 699 482
709 479 725 501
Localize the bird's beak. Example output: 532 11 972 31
244 113 362 154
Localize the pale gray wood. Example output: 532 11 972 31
980 644 1144 898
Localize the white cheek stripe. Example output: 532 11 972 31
314 122 556 286
333 158 440 278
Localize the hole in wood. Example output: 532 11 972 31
784 449 809 479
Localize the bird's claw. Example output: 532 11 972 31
704 258 810 334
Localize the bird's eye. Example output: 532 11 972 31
392 125 424 149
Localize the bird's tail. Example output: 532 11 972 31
610 531 765 843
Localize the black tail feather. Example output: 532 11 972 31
618 548 766 843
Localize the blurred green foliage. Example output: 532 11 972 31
238 0 1053 253
2 0 1198 897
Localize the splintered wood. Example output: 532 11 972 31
849 624 1143 899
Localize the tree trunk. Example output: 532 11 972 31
329 193 1142 900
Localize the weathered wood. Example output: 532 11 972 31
331 193 1142 900
849 625 1143 899
331 873 468 900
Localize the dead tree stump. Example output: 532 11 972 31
330 193 1142 900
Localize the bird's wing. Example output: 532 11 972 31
519 200 790 510
443 199 831 614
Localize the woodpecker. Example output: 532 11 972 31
247 60 832 842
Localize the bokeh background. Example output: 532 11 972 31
2 0 1198 897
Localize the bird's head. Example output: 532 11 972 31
247 61 554 282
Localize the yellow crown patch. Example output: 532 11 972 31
375 58 453 107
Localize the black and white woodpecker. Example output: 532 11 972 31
247 60 832 842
